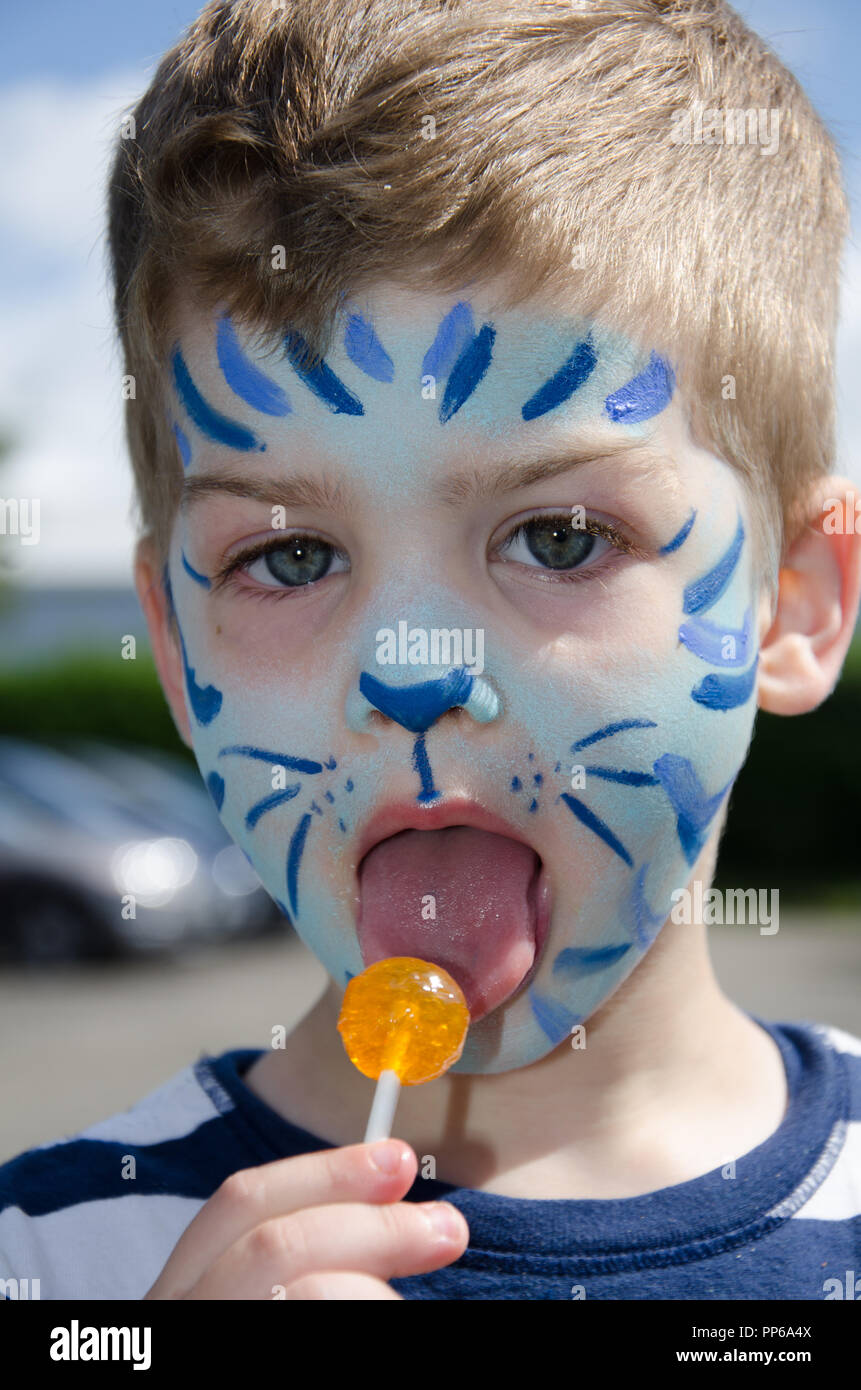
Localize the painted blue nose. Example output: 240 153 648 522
358 667 474 734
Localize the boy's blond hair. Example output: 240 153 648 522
108 0 848 585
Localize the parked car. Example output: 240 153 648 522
0 738 287 964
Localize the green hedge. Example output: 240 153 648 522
0 644 859 905
0 652 193 763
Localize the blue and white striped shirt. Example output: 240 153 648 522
1 1017 859 1299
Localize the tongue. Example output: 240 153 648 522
357 826 540 1021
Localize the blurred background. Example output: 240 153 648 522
0 0 859 1160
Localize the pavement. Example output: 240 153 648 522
1 913 858 1163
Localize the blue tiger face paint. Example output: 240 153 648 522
162 279 769 1074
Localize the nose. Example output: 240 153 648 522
347 666 500 734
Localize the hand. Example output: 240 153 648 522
143 1139 468 1300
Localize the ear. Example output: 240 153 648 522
758 477 861 715
134 536 193 747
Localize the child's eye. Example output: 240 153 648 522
495 513 626 577
219 535 349 591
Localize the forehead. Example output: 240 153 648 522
168 281 679 490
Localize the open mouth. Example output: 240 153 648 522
356 824 550 1022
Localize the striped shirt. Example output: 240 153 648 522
1 1017 859 1300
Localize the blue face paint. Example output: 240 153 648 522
439 323 496 424
206 770 225 811
216 315 291 416
652 753 734 864
172 346 263 451
679 608 753 666
286 811 313 916
630 864 666 949
570 718 658 753
282 329 365 414
586 766 660 787
165 287 764 1077
177 624 223 726
344 314 395 382
529 992 582 1045
682 516 745 614
245 785 302 830
358 667 474 735
559 792 634 867
691 657 759 711
604 350 675 424
181 550 211 589
553 943 632 977
421 301 475 380
218 744 327 774
521 334 597 421
412 735 440 803
660 508 696 554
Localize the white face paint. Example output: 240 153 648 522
164 281 766 1073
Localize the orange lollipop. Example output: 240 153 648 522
338 957 470 1141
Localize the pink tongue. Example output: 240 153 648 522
357 827 540 1022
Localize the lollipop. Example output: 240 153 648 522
338 957 470 1141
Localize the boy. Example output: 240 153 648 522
1 0 859 1301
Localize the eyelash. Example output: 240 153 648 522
210 513 639 597
494 515 637 584
210 536 349 598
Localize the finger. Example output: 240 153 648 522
146 1140 417 1299
282 1271 403 1301
186 1199 468 1300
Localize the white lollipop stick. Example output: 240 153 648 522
363 1068 402 1142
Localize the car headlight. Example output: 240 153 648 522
111 837 198 908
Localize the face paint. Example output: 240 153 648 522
164 282 765 1075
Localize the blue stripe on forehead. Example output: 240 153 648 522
283 330 364 414
171 347 263 451
521 335 597 421
344 314 395 382
216 316 291 416
422 302 475 380
439 323 496 423
604 351 675 424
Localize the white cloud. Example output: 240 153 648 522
0 72 144 585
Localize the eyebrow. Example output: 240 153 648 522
180 437 659 512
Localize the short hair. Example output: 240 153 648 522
107 0 848 584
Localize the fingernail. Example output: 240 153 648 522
367 1140 404 1175
424 1202 463 1242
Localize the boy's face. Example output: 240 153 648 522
159 280 768 1073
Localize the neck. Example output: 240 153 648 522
244 909 788 1198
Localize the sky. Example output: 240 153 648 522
0 0 858 586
